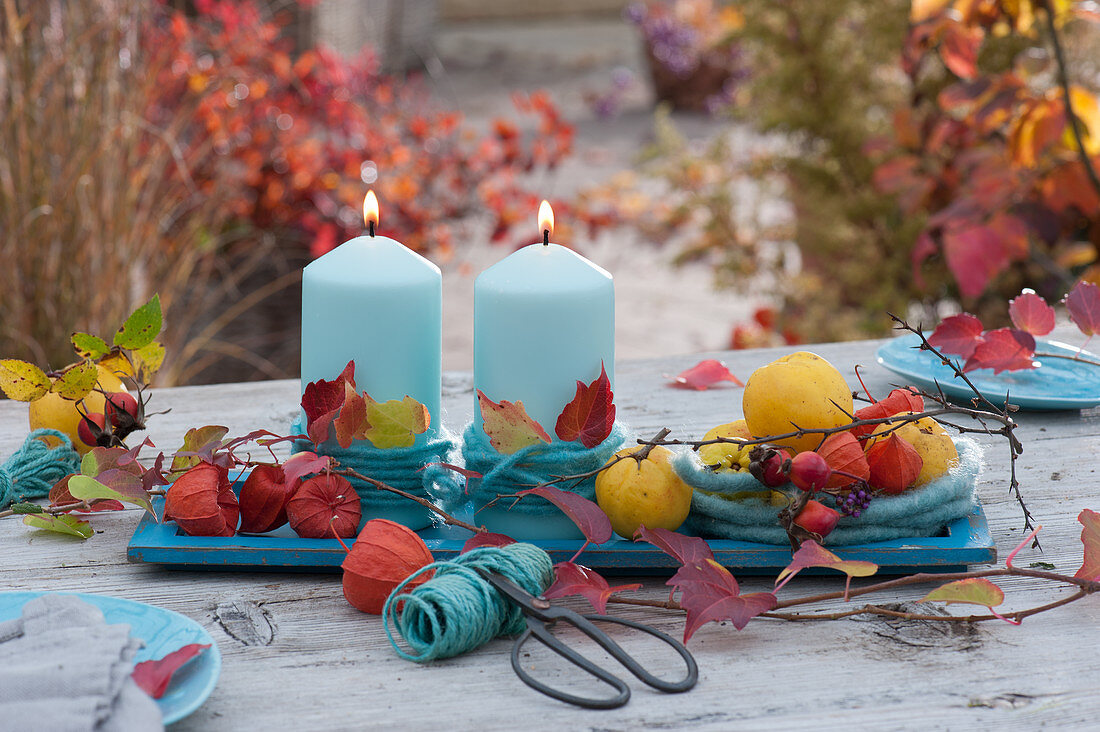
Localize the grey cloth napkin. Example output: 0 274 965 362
0 594 163 732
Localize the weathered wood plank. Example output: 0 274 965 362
1 337 1099 729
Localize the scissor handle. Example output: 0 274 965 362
578 613 699 694
511 610 699 709
512 622 631 709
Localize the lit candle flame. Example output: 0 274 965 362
538 200 554 241
363 190 379 233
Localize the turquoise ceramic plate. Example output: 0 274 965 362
877 334 1100 411
0 592 220 725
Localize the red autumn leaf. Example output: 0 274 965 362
851 387 925 439
141 452 169 496
1075 509 1100 581
461 531 516 553
219 430 283 464
554 363 615 448
942 222 1025 298
342 519 434 614
963 327 1036 374
672 559 777 642
774 540 878 597
816 432 869 490
928 313 984 359
281 451 333 485
939 20 982 80
237 464 301 534
164 463 239 536
286 473 361 539
131 643 210 699
513 486 612 545
1065 280 1100 337
665 359 744 391
866 433 923 494
1009 291 1056 336
635 525 714 566
301 360 356 445
543 561 641 614
333 381 368 449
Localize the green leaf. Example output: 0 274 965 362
10 502 45 514
68 474 152 515
50 360 99 400
0 359 51 401
1029 561 1056 570
134 341 165 376
113 294 162 350
71 332 110 360
921 578 1005 608
23 513 94 539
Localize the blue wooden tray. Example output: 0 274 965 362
128 498 996 576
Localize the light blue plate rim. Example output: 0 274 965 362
0 591 220 725
876 334 1100 411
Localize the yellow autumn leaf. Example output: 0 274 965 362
0 359 51 401
1062 85 1100 156
50 360 98 400
477 390 552 455
921 577 1005 607
362 395 430 449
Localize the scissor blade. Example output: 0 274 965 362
474 568 548 614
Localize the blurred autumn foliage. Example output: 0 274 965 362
875 0 1100 303
634 0 1100 345
1 0 581 384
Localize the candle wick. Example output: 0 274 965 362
543 229 549 246
369 220 376 238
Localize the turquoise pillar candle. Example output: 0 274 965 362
300 195 442 529
472 206 614 538
301 235 442 434
474 243 615 432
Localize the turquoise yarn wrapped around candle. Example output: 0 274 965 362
458 421 628 515
677 437 982 545
291 420 462 517
0 430 82 510
384 542 554 663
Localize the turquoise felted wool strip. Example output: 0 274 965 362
460 422 628 514
679 437 982 545
291 420 462 510
0 430 81 510
383 542 554 662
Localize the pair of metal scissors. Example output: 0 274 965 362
476 568 699 709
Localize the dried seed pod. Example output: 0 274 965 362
287 473 360 539
238 464 301 533
164 463 239 537
341 519 434 614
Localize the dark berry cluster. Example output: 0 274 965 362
836 488 872 518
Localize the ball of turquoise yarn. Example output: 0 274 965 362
384 542 554 663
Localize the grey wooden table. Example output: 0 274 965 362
3 338 1099 730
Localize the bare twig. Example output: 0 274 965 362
333 465 485 535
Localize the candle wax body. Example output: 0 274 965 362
301 235 442 443
474 243 614 435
